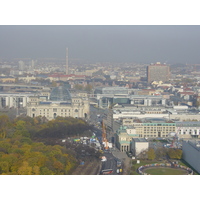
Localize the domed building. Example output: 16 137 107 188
49 86 72 102
26 86 90 120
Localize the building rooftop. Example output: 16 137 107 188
186 140 200 151
132 138 148 143
49 86 71 101
39 101 71 105
141 117 168 123
176 121 200 127
96 86 128 90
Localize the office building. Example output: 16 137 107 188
176 121 200 138
147 62 170 83
0 93 33 108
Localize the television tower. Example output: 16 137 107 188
66 48 69 75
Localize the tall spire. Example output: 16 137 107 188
66 48 68 75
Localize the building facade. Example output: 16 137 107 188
131 138 149 157
176 121 200 138
0 93 33 108
115 125 140 152
26 86 90 120
115 120 176 152
147 62 170 83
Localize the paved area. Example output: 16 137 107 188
71 160 101 175
112 149 132 175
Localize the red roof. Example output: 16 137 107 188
142 89 155 91
48 74 86 78
159 86 170 89
179 92 194 95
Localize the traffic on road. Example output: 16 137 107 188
85 105 123 175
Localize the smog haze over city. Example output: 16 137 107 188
0 25 200 64
1 1 200 199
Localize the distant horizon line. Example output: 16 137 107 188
1 57 200 66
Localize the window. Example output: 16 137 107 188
53 113 57 119
53 108 57 112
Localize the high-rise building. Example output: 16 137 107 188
66 48 69 75
147 62 170 83
18 60 25 70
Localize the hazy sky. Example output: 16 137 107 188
0 25 200 64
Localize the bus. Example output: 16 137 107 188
101 169 113 175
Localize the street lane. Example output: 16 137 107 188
101 152 120 175
89 105 123 175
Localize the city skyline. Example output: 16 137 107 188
0 25 200 64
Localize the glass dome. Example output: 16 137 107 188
49 86 71 101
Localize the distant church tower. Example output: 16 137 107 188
66 48 69 75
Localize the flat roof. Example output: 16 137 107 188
185 140 200 151
176 121 200 127
132 138 148 143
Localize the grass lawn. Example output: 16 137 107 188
130 160 166 175
130 159 199 175
143 167 187 175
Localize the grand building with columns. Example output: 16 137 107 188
26 86 90 120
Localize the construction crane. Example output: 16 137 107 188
102 120 108 150
168 127 180 148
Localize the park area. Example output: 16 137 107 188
143 167 188 175
130 159 197 175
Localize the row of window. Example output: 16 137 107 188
144 135 168 137
146 112 162 114
123 123 175 127
144 127 175 129
34 108 79 112
38 113 72 117
73 99 80 103
144 124 175 126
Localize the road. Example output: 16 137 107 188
89 105 123 175
92 126 121 175
101 152 119 175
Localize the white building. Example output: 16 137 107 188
131 138 149 157
176 122 200 138
0 93 33 108
26 86 90 120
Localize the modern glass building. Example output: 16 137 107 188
49 86 71 101
94 87 129 95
